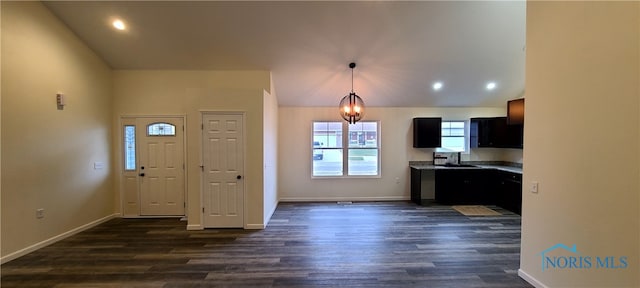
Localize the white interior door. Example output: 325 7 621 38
138 117 185 216
203 113 244 228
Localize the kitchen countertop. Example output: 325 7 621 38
475 164 522 174
409 163 522 174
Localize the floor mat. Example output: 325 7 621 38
453 205 502 216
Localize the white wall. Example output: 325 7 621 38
1 1 4 259
112 70 271 229
278 106 521 201
263 76 279 224
520 2 639 287
1 2 114 261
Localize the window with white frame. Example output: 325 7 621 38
441 121 466 152
312 121 380 177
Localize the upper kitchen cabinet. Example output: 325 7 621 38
413 117 442 148
470 117 503 148
504 122 524 149
507 98 525 125
470 117 523 149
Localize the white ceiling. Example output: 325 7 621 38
43 1 526 107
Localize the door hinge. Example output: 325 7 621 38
201 123 204 130
202 207 205 213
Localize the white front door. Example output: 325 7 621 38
202 113 245 228
138 117 185 216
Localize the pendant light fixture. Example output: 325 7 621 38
339 62 365 124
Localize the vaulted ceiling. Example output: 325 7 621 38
43 1 526 107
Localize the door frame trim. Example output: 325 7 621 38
117 115 188 218
199 111 247 229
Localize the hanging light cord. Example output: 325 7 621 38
339 62 362 124
351 67 354 94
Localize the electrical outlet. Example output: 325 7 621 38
530 181 539 194
36 208 44 219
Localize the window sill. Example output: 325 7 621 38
312 175 381 179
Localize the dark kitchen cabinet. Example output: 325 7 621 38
496 171 522 215
470 117 523 149
414 166 523 212
435 168 492 205
504 124 524 149
410 168 436 205
413 117 442 148
410 168 422 205
470 117 503 148
507 98 525 125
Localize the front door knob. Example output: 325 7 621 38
139 173 145 177
237 175 242 180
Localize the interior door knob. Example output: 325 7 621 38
237 175 242 180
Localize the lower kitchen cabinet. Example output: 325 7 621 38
410 168 436 205
413 166 523 214
435 169 492 205
496 171 522 215
433 168 522 215
410 167 422 205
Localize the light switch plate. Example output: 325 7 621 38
36 208 44 219
530 181 539 193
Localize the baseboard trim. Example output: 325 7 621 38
1 213 118 265
279 196 409 202
186 224 204 231
121 215 184 219
518 269 548 288
245 223 266 229
263 200 279 228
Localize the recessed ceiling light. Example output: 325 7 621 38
432 82 443 91
486 82 497 90
112 19 126 31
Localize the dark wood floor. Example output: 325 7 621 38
1 202 532 287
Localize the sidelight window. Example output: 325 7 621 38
124 125 136 171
